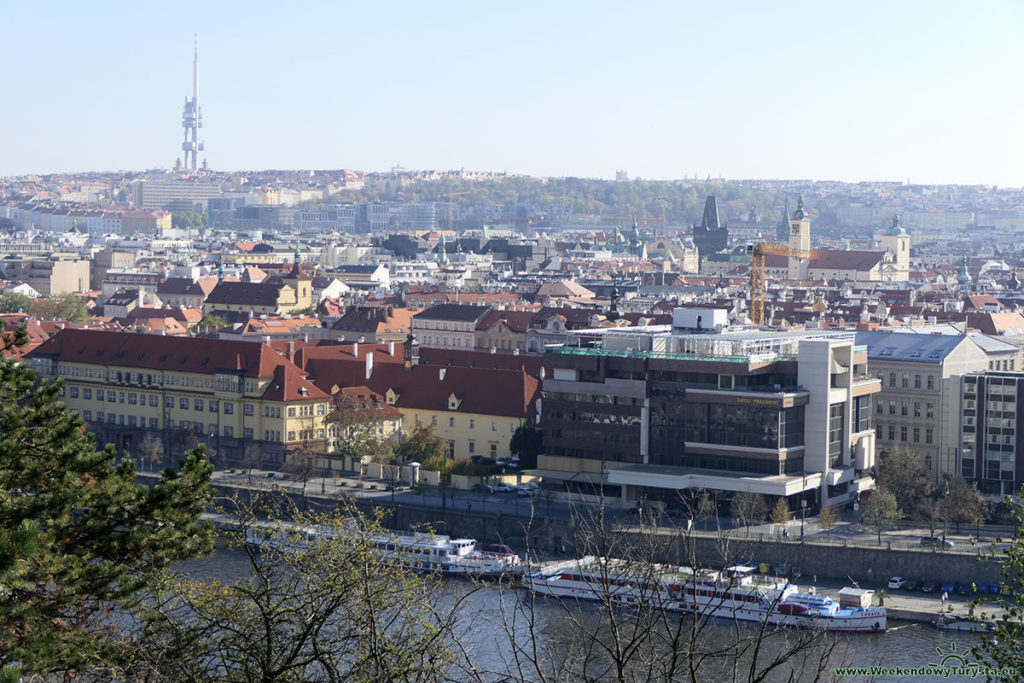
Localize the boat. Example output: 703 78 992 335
244 520 522 579
524 557 886 633
933 614 996 633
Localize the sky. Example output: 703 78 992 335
1 1 1022 186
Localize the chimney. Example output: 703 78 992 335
388 340 395 356
286 340 296 362
439 368 446 381
365 352 374 381
352 342 359 357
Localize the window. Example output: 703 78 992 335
288 407 296 417
469 418 475 429
828 404 844 467
415 415 421 425
914 374 921 389
317 404 325 415
244 403 254 417
244 427 254 439
927 375 934 390
69 387 79 398
926 402 934 419
149 417 158 429
431 416 437 426
288 431 296 442
468 441 475 453
447 441 455 459
127 416 136 427
490 443 498 457
877 401 883 415
901 375 908 388
83 410 91 421
924 455 933 469
180 398 189 410
194 399 203 411
128 393 137 405
224 402 233 415
149 395 158 406
889 373 896 387
888 400 895 416
224 426 234 437
913 427 920 443
926 428 933 444
209 400 218 413
97 390 104 402
492 421 497 431
107 390 116 402
449 417 455 428
83 388 92 400
888 426 896 441
913 402 921 418
900 426 908 442
900 401 908 417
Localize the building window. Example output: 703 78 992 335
431 416 437 426
900 426 908 442
209 400 218 413
149 395 158 406
888 425 896 441
107 391 116 402
888 400 895 416
924 455 933 469
244 427 254 439
149 417 158 429
914 374 921 389
913 402 921 418
69 387 79 398
490 443 498 457
288 407 296 417
877 401 883 415
828 404 844 467
468 441 475 453
889 373 896 387
927 375 934 390
447 441 455 459
180 398 189 410
449 417 455 428
244 403 254 416
224 426 234 438
83 410 91 421
288 431 296 442
926 402 934 419
901 375 908 388
127 416 136 427
224 402 233 415
492 421 497 431
925 428 933 444
83 388 92 400
119 392 125 404
469 418 475 429
97 391 104 402
913 427 920 443
194 399 203 411
900 401 908 417
128 393 137 405
97 411 105 422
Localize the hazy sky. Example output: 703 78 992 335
2 1 1022 185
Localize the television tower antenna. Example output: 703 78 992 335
180 34 204 172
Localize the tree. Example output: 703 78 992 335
241 443 264 484
731 490 767 531
197 313 227 332
940 474 985 534
861 490 902 544
283 453 315 498
394 424 445 464
875 446 929 518
28 293 89 323
326 392 394 467
974 487 1024 675
0 342 215 678
121 501 470 682
0 291 33 313
817 505 838 540
138 431 165 472
770 497 791 526
509 421 542 469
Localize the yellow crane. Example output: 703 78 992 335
747 242 817 326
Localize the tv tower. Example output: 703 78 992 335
180 35 204 172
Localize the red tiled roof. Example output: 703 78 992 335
260 363 328 401
29 328 297 379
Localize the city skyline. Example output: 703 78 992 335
1 1 1022 186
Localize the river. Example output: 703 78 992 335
172 542 1001 683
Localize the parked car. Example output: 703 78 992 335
480 543 516 556
921 580 939 593
495 457 510 468
955 582 971 596
517 486 537 497
508 457 521 469
920 536 955 549
473 483 495 494
887 576 907 590
491 483 514 493
904 579 921 591
941 580 956 594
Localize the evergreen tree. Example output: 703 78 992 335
0 329 215 678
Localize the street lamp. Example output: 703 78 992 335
800 499 808 542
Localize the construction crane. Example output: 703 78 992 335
746 242 817 326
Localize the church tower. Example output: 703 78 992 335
880 213 910 281
788 195 811 280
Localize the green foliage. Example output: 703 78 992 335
876 446 930 517
0 350 215 677
393 424 444 464
171 211 207 230
327 394 393 463
861 490 903 544
449 460 489 477
28 293 89 323
0 291 33 313
509 421 542 469
197 313 227 331
975 486 1024 674
940 474 985 533
769 497 790 526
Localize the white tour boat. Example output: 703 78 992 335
524 557 885 633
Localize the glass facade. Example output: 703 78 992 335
828 403 844 467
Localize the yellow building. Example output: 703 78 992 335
28 329 331 469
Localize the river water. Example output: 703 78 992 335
176 545 998 683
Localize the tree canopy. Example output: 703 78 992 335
0 334 215 678
509 421 542 469
393 424 444 465
875 446 930 517
0 291 33 314
28 293 89 323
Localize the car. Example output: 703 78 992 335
495 457 510 468
904 579 921 591
480 543 516 556
472 483 495 494
941 580 956 594
491 483 513 493
921 580 939 593
508 458 520 469
518 482 539 492
920 536 955 549
887 576 907 590
517 486 538 497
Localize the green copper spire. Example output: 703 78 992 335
887 213 908 236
